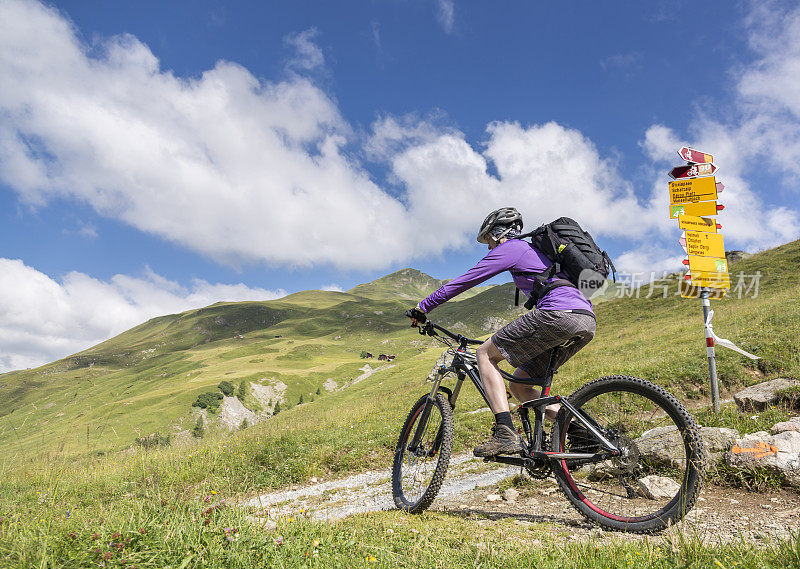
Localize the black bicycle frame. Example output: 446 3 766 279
408 321 619 467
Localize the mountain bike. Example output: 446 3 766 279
392 319 705 533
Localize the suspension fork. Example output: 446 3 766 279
408 371 446 452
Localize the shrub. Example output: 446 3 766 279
240 418 249 430
273 401 281 415
777 385 800 409
237 379 247 401
218 380 235 396
192 416 205 438
135 432 170 449
316 386 322 395
298 394 304 405
192 391 224 412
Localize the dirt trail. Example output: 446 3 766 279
241 453 800 543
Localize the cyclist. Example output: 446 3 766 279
406 207 596 457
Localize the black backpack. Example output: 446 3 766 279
511 217 616 310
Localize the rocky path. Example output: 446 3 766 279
241 453 800 543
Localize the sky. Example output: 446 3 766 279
1 0 800 372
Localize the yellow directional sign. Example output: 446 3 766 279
678 215 718 233
679 280 726 299
686 271 731 289
670 201 721 219
685 230 725 257
687 255 728 273
669 177 718 204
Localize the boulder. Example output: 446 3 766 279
427 349 454 381
635 426 737 467
734 378 800 412
217 396 258 431
725 430 800 488
503 488 520 502
636 475 682 500
771 417 800 435
486 494 502 502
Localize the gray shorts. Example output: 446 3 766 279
491 309 596 379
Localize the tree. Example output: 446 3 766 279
218 381 235 396
273 401 281 415
298 394 304 405
237 379 247 402
316 386 322 395
192 416 205 438
192 392 224 413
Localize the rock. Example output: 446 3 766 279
428 350 454 381
771 417 800 435
700 427 740 458
217 396 259 431
635 426 737 467
636 476 682 500
725 430 800 487
486 494 502 502
503 488 520 502
734 378 800 412
725 250 752 264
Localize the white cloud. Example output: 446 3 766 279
379 119 653 256
599 52 643 74
613 246 685 277
284 28 325 71
0 0 797 280
0 0 411 271
320 283 343 292
435 0 455 34
0 258 285 373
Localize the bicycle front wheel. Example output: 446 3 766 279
392 392 454 513
551 376 704 533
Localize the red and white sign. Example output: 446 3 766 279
669 163 717 179
678 146 714 164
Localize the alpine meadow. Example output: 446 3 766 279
1 241 799 568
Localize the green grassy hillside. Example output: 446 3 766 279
1 242 799 567
1 242 799 461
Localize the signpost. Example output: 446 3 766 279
684 230 725 258
669 163 717 179
678 215 720 233
669 177 719 203
684 271 730 289
679 280 725 299
670 201 724 218
684 255 728 273
678 146 713 164
667 146 758 414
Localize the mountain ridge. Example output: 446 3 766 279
1 240 798 456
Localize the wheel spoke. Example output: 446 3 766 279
551 376 703 532
392 393 454 513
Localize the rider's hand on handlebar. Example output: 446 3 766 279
404 307 427 327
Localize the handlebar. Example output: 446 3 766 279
416 320 483 346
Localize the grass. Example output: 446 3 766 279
2 442 800 569
1 243 800 566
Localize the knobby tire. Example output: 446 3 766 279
392 392 454 513
550 375 705 533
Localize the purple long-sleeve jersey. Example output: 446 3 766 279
418 239 594 314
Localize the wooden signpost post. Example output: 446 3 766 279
667 147 758 413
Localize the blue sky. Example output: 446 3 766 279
1 0 799 371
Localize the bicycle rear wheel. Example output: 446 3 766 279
392 392 454 513
551 376 704 533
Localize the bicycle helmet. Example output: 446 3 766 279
476 207 523 244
